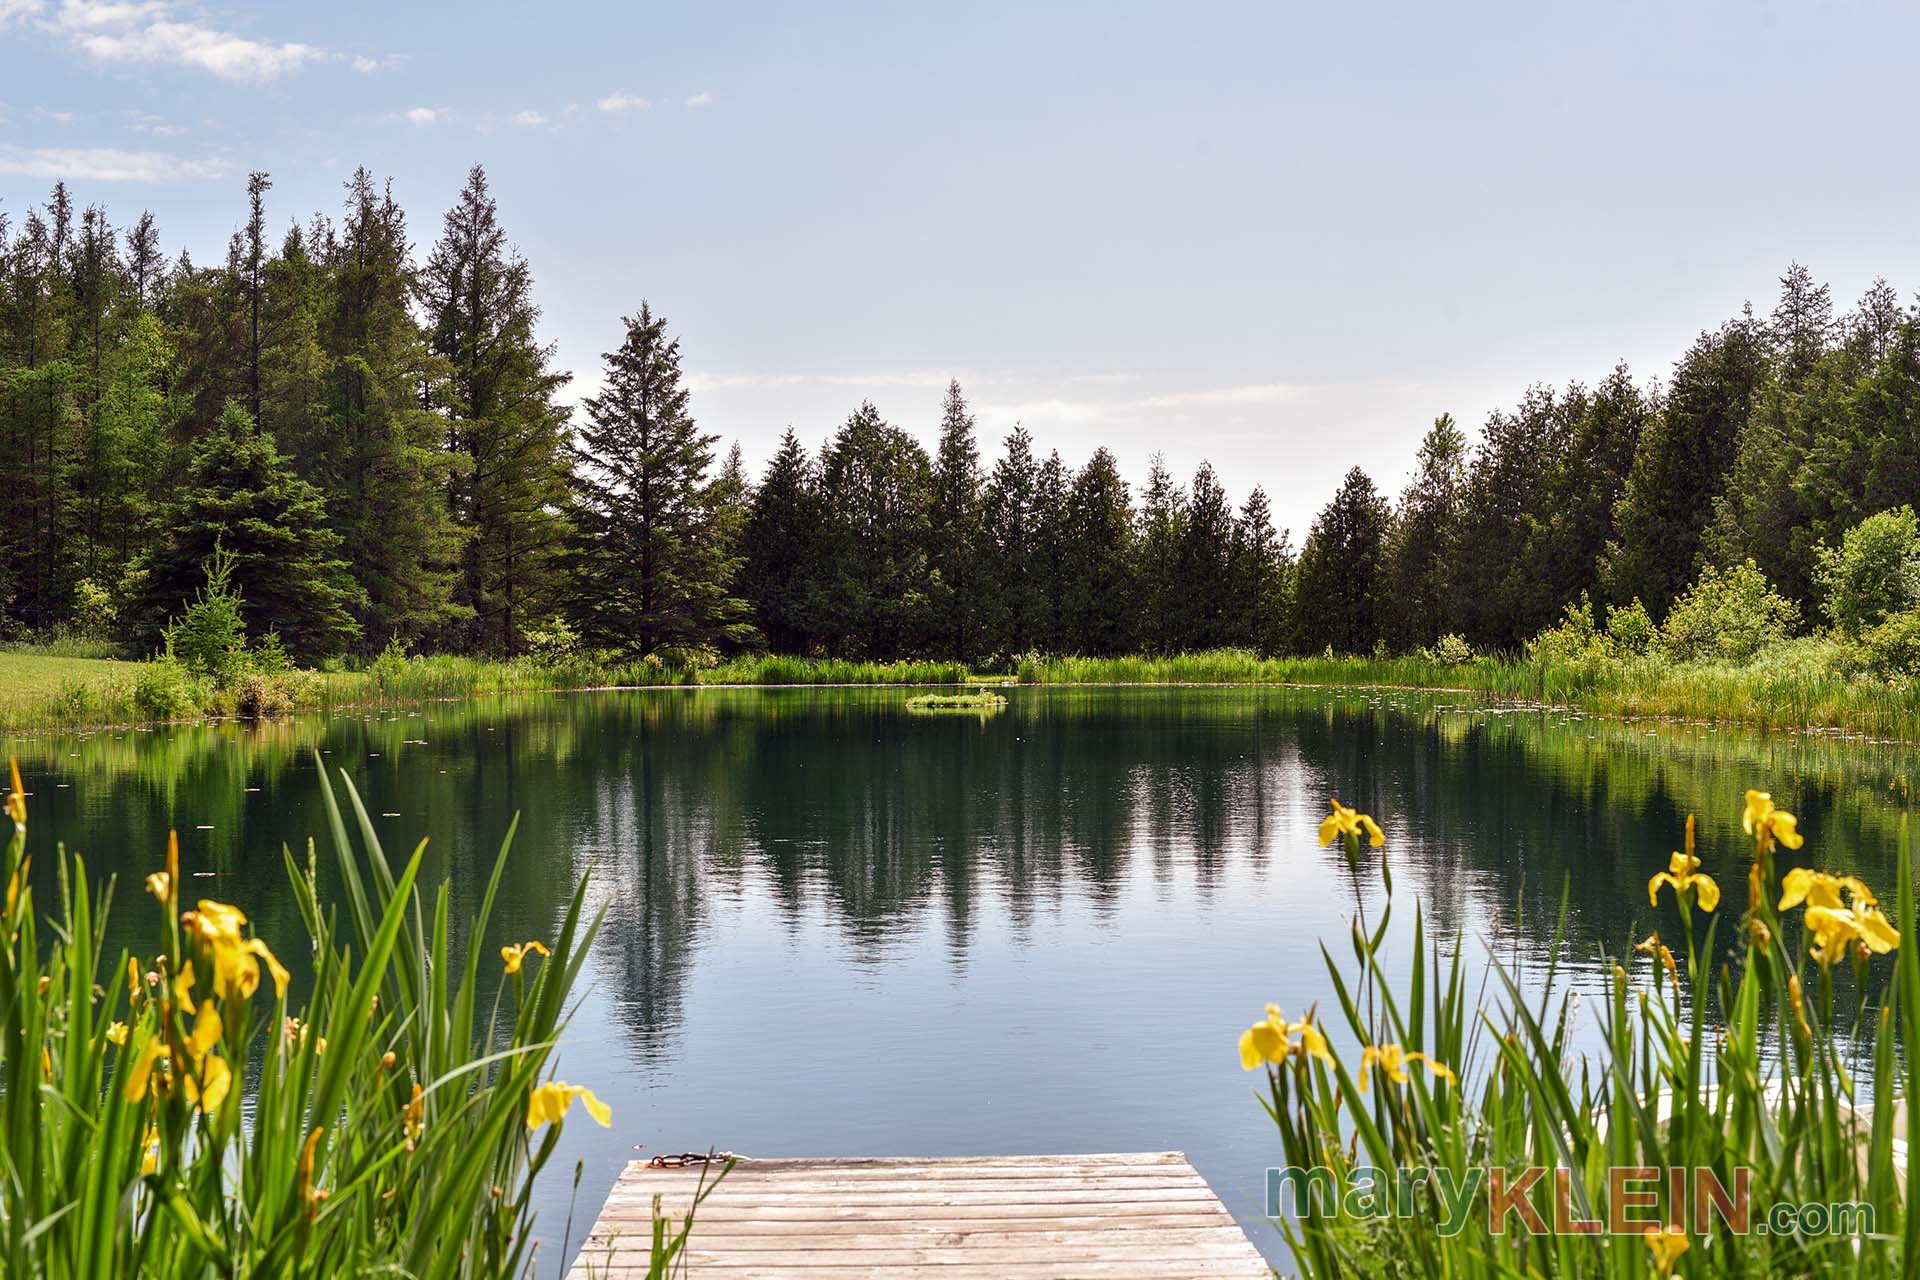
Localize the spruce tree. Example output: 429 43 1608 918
420 165 573 653
816 402 933 657
1292 467 1390 655
927 380 983 659
138 400 355 658
1601 312 1767 617
1134 456 1186 653
978 426 1040 656
739 429 828 653
1231 486 1290 655
1381 413 1465 650
1061 448 1135 654
568 303 751 658
1175 461 1235 649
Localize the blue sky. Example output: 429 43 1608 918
3 1 1919 535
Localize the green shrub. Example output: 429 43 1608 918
1604 596 1657 654
1430 633 1473 666
1527 596 1607 664
164 543 248 684
132 654 204 721
367 634 412 693
1659 559 1799 662
1815 505 1920 632
235 670 295 719
66 576 119 644
1855 606 1920 676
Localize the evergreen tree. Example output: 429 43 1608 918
1231 486 1290 655
978 426 1041 656
420 165 573 653
927 380 983 659
1032 449 1072 653
1134 455 1186 653
739 429 829 653
320 170 466 649
1382 413 1465 650
1445 388 1569 649
817 402 934 657
1292 467 1390 655
568 304 751 657
1174 461 1235 649
138 400 355 658
1602 312 1767 617
1061 447 1135 654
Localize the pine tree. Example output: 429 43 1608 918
1134 455 1186 653
568 304 751 657
817 402 933 657
321 170 466 648
138 400 356 658
1231 486 1290 655
1382 413 1465 650
978 426 1041 656
1032 449 1072 653
1061 447 1135 654
420 165 573 653
739 429 828 653
1602 313 1767 617
927 380 982 659
1292 467 1390 655
1175 461 1235 649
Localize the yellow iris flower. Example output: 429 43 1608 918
6 757 25 829
181 900 289 1001
1648 850 1720 912
1633 932 1679 986
526 1081 613 1132
1644 1224 1689 1275
297 1126 328 1220
1779 868 1899 964
1743 790 1803 854
106 1021 129 1047
1358 1042 1456 1093
501 940 551 974
1238 1005 1334 1071
123 1034 167 1103
140 1124 161 1176
1318 800 1384 849
183 1053 231 1114
404 1082 426 1151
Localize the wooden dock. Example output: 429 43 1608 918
567 1151 1272 1278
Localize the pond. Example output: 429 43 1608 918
7 685 1919 1274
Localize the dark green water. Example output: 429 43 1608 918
6 686 1918 1273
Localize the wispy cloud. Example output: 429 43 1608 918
979 382 1299 426
511 109 545 127
40 0 322 82
0 143 223 181
403 106 445 125
0 0 44 23
597 91 648 113
685 370 956 393
30 105 74 123
685 90 712 108
127 108 183 135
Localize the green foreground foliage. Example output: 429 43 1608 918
1253 789 1917 1278
0 760 712 1277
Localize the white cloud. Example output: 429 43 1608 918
350 54 377 72
0 143 223 181
686 370 955 393
0 0 45 23
127 109 182 134
43 0 322 82
404 106 445 125
980 382 1301 426
685 90 712 108
31 105 75 123
512 109 545 127
597 91 648 113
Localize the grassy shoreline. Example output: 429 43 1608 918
5 643 1920 738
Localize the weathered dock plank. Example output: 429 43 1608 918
568 1151 1271 1278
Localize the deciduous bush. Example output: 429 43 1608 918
1659 559 1799 662
1815 506 1920 632
1604 597 1657 655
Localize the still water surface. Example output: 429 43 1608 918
7 686 1919 1273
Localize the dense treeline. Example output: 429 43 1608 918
4 167 1918 668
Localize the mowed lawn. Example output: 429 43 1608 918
0 651 131 716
